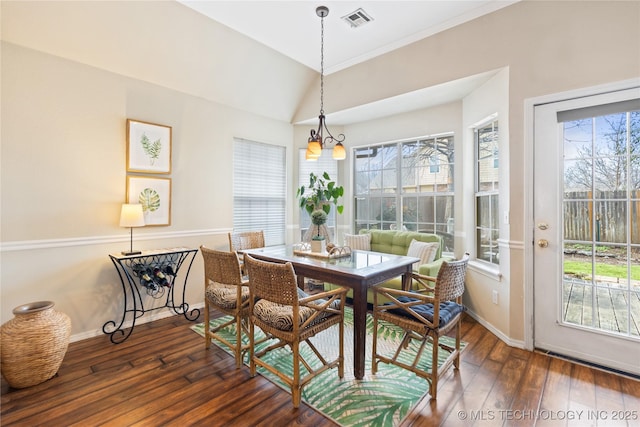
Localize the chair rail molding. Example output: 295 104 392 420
0 228 232 252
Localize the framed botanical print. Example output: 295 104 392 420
126 176 171 226
126 119 172 174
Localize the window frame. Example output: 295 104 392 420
474 118 500 265
353 134 455 253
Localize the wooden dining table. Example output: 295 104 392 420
242 245 419 380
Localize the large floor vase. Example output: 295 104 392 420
1 301 71 388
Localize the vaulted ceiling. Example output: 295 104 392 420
179 1 516 124
179 1 519 74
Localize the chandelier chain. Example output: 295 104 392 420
305 5 345 160
320 13 324 115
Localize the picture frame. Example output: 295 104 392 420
126 119 172 174
126 176 171 226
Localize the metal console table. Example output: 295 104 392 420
104 247 199 343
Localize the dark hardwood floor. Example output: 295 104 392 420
2 308 639 426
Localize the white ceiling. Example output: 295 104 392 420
178 1 518 74
177 1 517 124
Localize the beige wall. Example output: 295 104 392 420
295 0 639 344
2 1 639 344
462 68 513 340
0 41 295 338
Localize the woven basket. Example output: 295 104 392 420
1 301 71 388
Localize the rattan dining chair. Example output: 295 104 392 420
228 230 265 275
244 254 348 408
200 246 250 369
372 253 469 399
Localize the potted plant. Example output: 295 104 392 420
310 209 328 253
297 172 344 245
296 172 344 216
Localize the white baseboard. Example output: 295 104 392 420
465 308 525 349
70 301 206 343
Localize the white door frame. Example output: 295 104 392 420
523 77 640 351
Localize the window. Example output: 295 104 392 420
354 135 455 252
429 156 440 173
475 120 499 265
298 149 339 241
233 138 286 246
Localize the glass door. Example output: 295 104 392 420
533 87 640 375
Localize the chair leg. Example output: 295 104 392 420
454 320 461 370
430 334 439 399
372 312 379 374
292 339 301 408
338 318 344 379
249 317 257 377
234 312 243 368
204 300 211 349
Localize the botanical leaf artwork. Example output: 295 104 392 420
140 133 162 165
138 187 161 213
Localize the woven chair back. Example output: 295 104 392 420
434 253 469 301
228 231 265 252
244 255 299 306
200 246 244 287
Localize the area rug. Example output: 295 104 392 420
191 308 464 427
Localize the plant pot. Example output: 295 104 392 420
0 301 71 388
310 239 326 253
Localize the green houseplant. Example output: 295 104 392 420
296 172 344 216
297 172 344 249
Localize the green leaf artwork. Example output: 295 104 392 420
138 188 161 213
140 133 162 165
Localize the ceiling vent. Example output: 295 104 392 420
341 8 374 28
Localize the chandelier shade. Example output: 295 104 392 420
306 6 346 161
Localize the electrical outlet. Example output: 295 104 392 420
492 290 499 305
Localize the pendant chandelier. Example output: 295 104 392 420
306 5 346 161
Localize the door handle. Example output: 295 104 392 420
538 239 549 248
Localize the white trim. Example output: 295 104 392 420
465 308 525 350
523 77 640 351
469 260 502 281
351 131 455 151
70 302 206 343
0 228 232 252
501 238 524 251
469 112 498 129
468 238 523 281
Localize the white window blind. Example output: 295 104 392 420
233 138 286 246
298 149 339 240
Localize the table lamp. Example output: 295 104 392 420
120 203 145 255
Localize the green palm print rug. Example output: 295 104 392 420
191 308 465 427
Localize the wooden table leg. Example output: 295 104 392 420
402 266 412 290
297 275 305 291
352 284 367 380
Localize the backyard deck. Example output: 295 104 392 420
563 277 640 337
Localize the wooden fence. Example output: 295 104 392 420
564 190 640 244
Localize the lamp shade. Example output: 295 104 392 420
119 204 145 228
332 142 346 160
307 140 322 155
305 148 319 161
